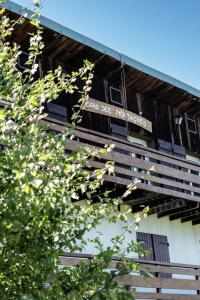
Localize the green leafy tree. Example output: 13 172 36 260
0 1 147 299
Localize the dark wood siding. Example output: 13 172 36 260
156 102 172 143
142 95 156 138
180 114 200 154
127 89 140 134
87 75 109 133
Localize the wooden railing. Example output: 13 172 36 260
44 117 200 203
60 253 200 300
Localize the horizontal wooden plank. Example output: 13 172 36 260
143 264 200 277
116 275 200 290
65 138 200 186
42 117 200 173
91 161 200 194
136 258 200 270
102 153 200 186
59 256 200 276
76 129 200 174
136 182 200 203
59 256 118 268
77 126 200 168
38 119 200 201
134 292 200 300
59 257 83 266
64 140 200 202
62 253 200 269
1 106 197 176
103 175 200 203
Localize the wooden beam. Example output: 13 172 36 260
116 274 200 290
93 53 106 65
192 217 200 226
169 204 198 220
134 292 200 300
181 208 200 223
159 205 189 219
157 204 187 218
50 39 76 60
105 65 121 79
150 199 185 215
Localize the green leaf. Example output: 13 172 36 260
0 109 6 121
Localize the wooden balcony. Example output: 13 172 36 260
1 96 200 207
45 117 200 205
60 253 200 300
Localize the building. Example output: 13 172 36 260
3 1 200 299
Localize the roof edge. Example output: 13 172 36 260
3 0 200 99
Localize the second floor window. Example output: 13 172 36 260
109 86 123 106
187 117 197 134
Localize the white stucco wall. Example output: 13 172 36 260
82 146 200 265
83 211 200 266
82 211 200 297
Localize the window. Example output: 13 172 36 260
109 86 123 106
187 117 197 134
17 51 29 70
137 232 171 278
17 51 43 77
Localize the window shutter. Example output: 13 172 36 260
152 234 170 262
152 234 171 278
172 144 186 158
47 102 68 123
157 139 172 155
111 123 127 140
137 233 171 278
136 232 154 261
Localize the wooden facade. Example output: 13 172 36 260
3 2 200 297
3 4 200 223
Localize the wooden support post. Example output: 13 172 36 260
168 105 174 144
195 270 200 295
103 79 111 135
185 113 191 150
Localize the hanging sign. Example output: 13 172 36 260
83 98 152 133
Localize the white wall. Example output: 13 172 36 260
84 212 200 266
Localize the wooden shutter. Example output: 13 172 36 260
136 232 154 261
47 102 68 123
111 123 127 140
152 234 171 278
137 233 171 278
157 139 172 155
172 144 186 158
152 234 170 262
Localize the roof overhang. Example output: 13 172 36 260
3 1 200 115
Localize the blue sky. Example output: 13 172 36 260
13 0 200 90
